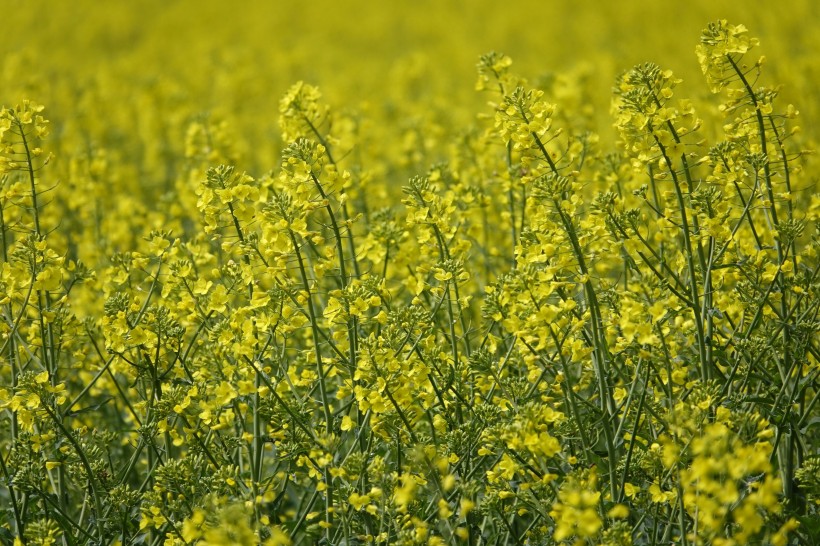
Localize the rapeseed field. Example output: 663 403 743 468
1 1 818 544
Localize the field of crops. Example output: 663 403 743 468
1 1 819 544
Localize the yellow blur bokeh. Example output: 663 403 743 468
3 0 818 171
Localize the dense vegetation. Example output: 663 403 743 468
1 2 818 545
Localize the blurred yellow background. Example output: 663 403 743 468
4 1 817 126
1 0 816 192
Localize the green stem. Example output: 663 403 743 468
287 227 334 537
652 135 710 381
309 172 358 377
0 196 20 442
41 403 106 541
